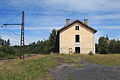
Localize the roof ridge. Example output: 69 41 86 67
58 19 97 33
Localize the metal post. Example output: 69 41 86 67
20 11 24 60
2 11 25 60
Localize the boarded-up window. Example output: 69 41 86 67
69 48 72 53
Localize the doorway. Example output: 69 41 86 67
75 47 80 53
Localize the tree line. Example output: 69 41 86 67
0 29 58 59
0 38 19 59
96 36 120 54
24 29 58 54
25 29 120 54
0 37 10 46
0 29 120 59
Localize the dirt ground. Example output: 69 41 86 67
48 58 120 80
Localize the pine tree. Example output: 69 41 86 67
48 29 57 53
98 36 108 54
6 39 10 46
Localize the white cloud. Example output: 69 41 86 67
97 26 120 29
95 30 104 43
7 0 120 12
1 0 120 45
6 26 60 30
26 26 60 30
88 14 120 22
0 33 20 45
25 36 48 45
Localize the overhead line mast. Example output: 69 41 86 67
3 11 25 60
20 11 25 60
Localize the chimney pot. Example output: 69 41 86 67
66 19 70 25
84 19 88 25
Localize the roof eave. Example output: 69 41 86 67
57 19 97 33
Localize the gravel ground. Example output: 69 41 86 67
49 63 81 80
69 62 120 80
49 61 120 80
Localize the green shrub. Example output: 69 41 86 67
88 51 94 55
0 52 6 58
0 46 19 59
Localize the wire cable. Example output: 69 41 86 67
1 27 31 44
5 27 21 37
5 12 20 25
0 32 20 45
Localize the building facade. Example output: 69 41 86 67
57 19 97 54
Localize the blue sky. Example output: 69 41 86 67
0 0 120 45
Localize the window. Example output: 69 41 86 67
75 35 80 42
75 26 79 30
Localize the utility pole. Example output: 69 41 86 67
3 11 25 60
20 11 25 60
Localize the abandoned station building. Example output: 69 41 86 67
57 19 97 54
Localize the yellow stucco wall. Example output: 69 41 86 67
59 22 95 54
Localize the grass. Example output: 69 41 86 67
0 55 58 80
0 55 18 60
81 54 120 66
51 54 120 66
54 54 81 63
1 54 120 80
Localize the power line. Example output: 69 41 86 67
5 27 31 43
4 11 21 25
6 16 18 25
0 28 20 43
5 27 21 37
0 27 31 44
2 29 20 39
0 32 20 45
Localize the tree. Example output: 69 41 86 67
95 43 99 53
108 39 120 53
98 36 108 54
97 36 120 54
108 39 116 53
23 29 58 54
48 29 57 53
0 38 11 46
6 39 10 46
116 40 120 53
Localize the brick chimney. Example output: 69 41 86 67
66 19 70 25
84 19 88 25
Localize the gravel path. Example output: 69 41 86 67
49 63 81 80
49 61 120 80
69 62 120 80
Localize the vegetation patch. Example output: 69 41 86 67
1 54 120 80
79 54 120 66
52 54 120 66
0 46 19 60
55 54 81 64
0 55 58 80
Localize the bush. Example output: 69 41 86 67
88 51 94 55
0 52 6 58
0 46 19 59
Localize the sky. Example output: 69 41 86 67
0 0 120 45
